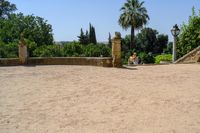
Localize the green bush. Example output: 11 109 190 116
138 52 155 64
33 45 63 57
177 7 200 58
25 39 37 57
83 43 111 57
63 42 83 57
0 41 18 58
155 54 172 64
121 49 136 64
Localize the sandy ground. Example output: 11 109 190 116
0 64 200 133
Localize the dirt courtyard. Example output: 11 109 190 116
0 64 200 133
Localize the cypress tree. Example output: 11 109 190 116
77 28 89 45
108 32 112 48
91 26 97 44
89 23 97 44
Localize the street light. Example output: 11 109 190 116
171 24 180 63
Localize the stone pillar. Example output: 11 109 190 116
112 32 122 67
18 34 28 65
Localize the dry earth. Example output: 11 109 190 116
0 64 200 133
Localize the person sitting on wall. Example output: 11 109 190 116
128 52 138 65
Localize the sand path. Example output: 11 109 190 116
0 64 200 133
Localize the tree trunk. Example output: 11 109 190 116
130 26 135 49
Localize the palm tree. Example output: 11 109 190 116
119 0 149 49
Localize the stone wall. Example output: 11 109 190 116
112 32 122 67
175 46 200 64
0 58 20 66
0 57 113 67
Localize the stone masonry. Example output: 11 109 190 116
112 32 122 67
18 34 28 65
175 45 200 64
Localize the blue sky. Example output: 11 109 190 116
9 0 200 42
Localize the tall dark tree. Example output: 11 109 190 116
119 0 149 49
108 32 112 48
89 23 97 44
77 28 89 45
154 34 168 54
0 0 17 19
135 28 158 53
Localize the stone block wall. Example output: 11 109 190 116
175 46 200 64
0 57 113 67
0 58 20 66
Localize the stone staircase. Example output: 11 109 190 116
175 45 200 64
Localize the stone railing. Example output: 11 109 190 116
175 45 200 64
0 32 122 67
0 57 113 67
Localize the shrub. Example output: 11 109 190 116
0 41 18 58
177 7 200 58
138 52 155 64
121 49 136 64
63 42 83 57
83 43 111 57
25 39 37 57
33 45 63 57
155 54 172 64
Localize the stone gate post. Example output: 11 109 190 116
18 34 28 65
112 32 122 67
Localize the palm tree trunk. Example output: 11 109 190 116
130 26 135 49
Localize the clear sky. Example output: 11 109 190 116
9 0 200 42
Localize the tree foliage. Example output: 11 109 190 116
0 0 54 57
108 32 112 48
33 45 63 57
78 23 97 45
0 0 17 19
119 0 149 49
121 27 169 64
89 23 97 44
177 7 200 58
1 13 53 45
135 28 158 53
0 41 18 58
77 28 89 45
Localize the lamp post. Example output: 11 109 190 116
171 24 180 63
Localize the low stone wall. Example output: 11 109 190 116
175 46 200 64
0 58 20 66
0 57 113 67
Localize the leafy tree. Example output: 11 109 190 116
119 0 149 49
163 42 173 54
0 0 17 19
121 27 169 64
154 34 168 54
121 34 131 53
177 7 200 58
0 13 54 46
136 28 158 53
